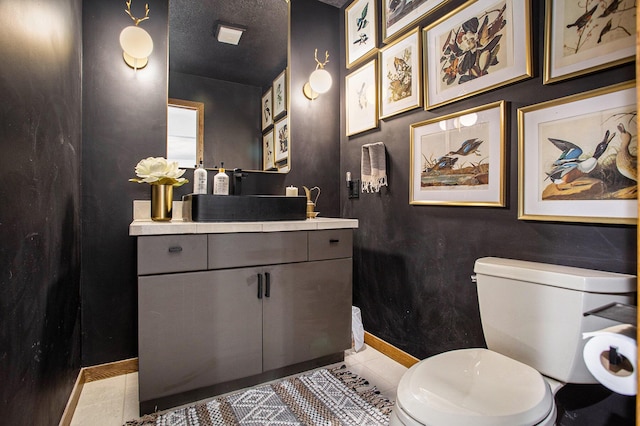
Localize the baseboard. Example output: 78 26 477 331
364 331 420 368
58 358 139 426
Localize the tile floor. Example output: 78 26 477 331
70 344 407 426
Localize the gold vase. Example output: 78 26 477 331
151 184 173 221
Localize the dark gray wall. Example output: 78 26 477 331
0 0 83 423
80 0 340 364
169 71 262 170
81 0 169 365
340 1 637 359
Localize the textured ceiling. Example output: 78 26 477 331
169 0 349 89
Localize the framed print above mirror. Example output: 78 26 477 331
423 0 532 110
346 0 377 69
544 0 636 84
262 89 273 131
382 0 447 43
273 69 287 118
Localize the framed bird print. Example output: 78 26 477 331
346 59 378 136
423 0 532 110
263 130 275 171
274 116 289 163
410 100 507 206
272 69 287 118
544 0 636 84
382 0 447 44
346 0 377 69
379 27 422 119
261 89 273 130
518 81 637 224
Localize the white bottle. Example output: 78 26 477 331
193 161 207 194
213 162 229 195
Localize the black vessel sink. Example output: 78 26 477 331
182 194 307 222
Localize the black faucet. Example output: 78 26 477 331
233 168 248 196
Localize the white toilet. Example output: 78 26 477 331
390 257 636 426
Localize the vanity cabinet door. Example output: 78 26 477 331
262 258 352 371
138 268 263 401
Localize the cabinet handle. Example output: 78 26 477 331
265 272 271 298
257 274 263 299
168 246 183 253
329 239 340 243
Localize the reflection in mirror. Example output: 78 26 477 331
167 98 204 169
168 0 289 173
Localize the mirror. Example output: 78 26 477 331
167 98 204 169
167 0 289 173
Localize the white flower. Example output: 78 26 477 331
129 157 188 186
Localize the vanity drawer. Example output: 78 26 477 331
137 235 208 275
308 230 353 261
208 232 308 269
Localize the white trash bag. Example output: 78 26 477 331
351 306 365 352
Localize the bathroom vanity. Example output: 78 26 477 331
129 202 358 414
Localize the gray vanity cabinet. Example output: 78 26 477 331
138 267 264 401
262 257 352 371
136 229 353 413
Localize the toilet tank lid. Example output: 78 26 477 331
474 257 636 293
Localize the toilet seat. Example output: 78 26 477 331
395 348 554 426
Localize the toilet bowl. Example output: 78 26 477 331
389 349 556 426
389 257 636 426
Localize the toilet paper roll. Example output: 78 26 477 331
582 324 637 396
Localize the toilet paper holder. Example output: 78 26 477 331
583 302 637 326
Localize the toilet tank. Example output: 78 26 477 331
474 257 636 384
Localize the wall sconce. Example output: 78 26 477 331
119 0 153 70
303 49 332 100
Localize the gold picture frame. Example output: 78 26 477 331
410 100 507 206
423 0 532 110
518 81 637 224
346 59 378 137
382 0 448 44
345 0 378 69
274 116 289 163
544 0 636 84
379 27 422 120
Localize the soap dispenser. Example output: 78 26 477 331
193 161 207 194
213 162 229 195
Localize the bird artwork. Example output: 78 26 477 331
353 33 369 46
439 2 507 87
545 130 616 184
448 138 483 156
599 0 622 18
566 4 598 31
615 123 637 182
357 82 368 109
356 3 369 31
263 100 271 122
427 155 458 172
598 19 613 43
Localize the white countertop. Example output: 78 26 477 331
129 200 358 236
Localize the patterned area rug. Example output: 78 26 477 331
125 365 394 426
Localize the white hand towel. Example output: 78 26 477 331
361 142 387 193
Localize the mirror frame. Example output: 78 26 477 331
167 98 205 167
166 1 291 174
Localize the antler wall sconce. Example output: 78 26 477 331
119 0 153 70
303 49 332 100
